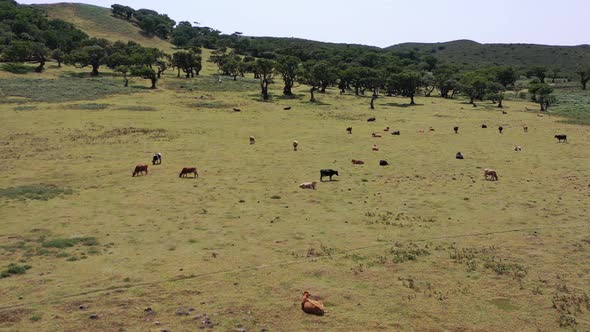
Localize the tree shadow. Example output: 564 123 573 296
305 100 332 106
275 94 305 100
383 102 423 108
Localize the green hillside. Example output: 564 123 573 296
37 2 176 53
387 40 590 75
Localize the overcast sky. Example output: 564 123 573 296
18 0 589 47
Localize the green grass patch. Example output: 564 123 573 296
0 184 72 201
13 105 38 111
116 105 157 111
68 103 110 110
167 75 259 93
0 77 140 103
42 237 98 249
0 263 32 278
1 63 36 74
552 88 590 125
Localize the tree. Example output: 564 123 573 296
51 48 64 67
255 58 274 100
130 66 158 89
529 82 555 111
114 65 130 86
65 38 111 76
486 82 506 108
459 71 490 104
275 55 300 95
299 61 335 102
550 68 561 83
171 50 201 78
528 66 547 83
494 66 517 89
2 41 49 72
433 65 458 98
421 55 438 72
388 71 423 105
111 4 135 20
578 69 590 90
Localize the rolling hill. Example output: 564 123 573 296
386 40 590 75
37 2 176 53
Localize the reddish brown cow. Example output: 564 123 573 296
351 159 365 165
301 292 324 316
132 165 148 177
179 167 199 178
484 169 499 181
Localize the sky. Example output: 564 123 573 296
18 0 589 47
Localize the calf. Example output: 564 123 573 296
179 167 198 178
152 153 162 165
523 125 528 133
454 126 459 134
484 169 499 181
392 131 400 136
293 140 299 151
249 136 255 145
320 169 339 182
346 127 352 134
498 126 504 134
514 146 522 151
233 108 241 112
283 106 292 110
351 159 365 165
132 165 148 177
367 117 376 122
383 127 390 132
379 160 389 166
555 135 568 143
372 133 382 138
299 182 317 190
482 124 488 129
456 152 464 160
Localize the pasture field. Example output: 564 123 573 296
1 64 590 331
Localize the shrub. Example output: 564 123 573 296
0 263 32 278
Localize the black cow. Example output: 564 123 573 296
346 127 352 134
152 153 162 165
482 124 488 129
555 134 568 143
454 126 459 134
379 160 389 166
320 169 339 182
367 117 376 122
392 131 400 136
284 106 292 110
498 126 504 134
456 152 464 160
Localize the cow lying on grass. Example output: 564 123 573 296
301 291 324 316
351 159 365 165
299 182 317 190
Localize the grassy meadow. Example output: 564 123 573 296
1 60 590 331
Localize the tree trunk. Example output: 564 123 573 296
283 84 292 96
425 86 434 97
91 64 99 76
583 81 588 90
310 87 316 102
469 96 474 104
150 78 157 89
370 94 377 110
177 68 181 78
57 60 62 68
261 80 269 100
410 95 415 105
355 86 359 95
124 78 129 87
498 99 503 108
35 60 45 73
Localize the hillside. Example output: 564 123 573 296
37 2 176 53
387 40 590 75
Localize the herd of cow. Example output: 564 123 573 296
131 119 568 190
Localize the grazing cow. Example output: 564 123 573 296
456 152 464 160
293 140 299 151
179 167 198 178
152 153 162 165
502 110 508 114
372 133 382 138
367 117 376 122
523 125 528 133
299 182 317 190
514 146 522 151
482 124 488 129
346 127 352 134
484 169 499 181
351 159 365 165
429 127 435 132
392 131 400 136
283 106 292 110
301 291 324 316
383 127 390 132
372 144 379 151
454 126 459 134
498 126 504 134
132 165 148 177
233 108 241 112
320 169 339 182
379 160 389 166
555 135 568 143
249 136 255 145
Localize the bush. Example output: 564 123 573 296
0 184 72 201
1 63 35 74
0 263 32 278
42 237 98 249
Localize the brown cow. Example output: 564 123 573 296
179 167 198 178
132 165 148 177
301 292 324 316
523 124 528 132
372 133 382 138
249 136 255 145
372 144 379 151
351 159 365 165
293 140 299 151
484 169 498 181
